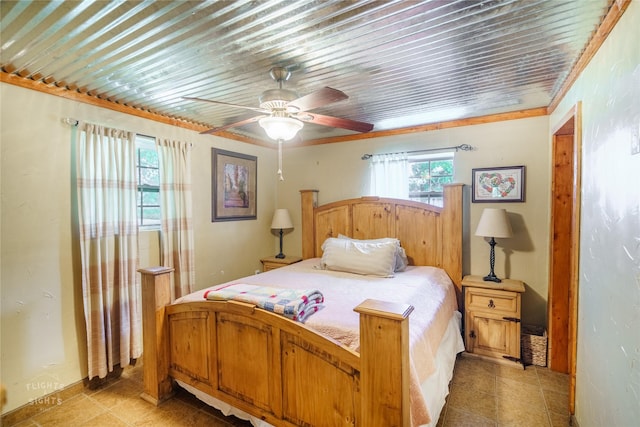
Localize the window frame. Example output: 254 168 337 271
135 135 161 230
407 151 454 206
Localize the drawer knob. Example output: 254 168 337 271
488 299 495 308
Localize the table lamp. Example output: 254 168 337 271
475 208 513 283
271 208 293 259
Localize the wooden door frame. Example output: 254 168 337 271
548 102 582 414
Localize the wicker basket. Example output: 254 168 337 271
521 324 547 367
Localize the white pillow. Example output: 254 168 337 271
320 237 397 277
337 234 408 272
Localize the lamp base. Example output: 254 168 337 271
483 237 502 283
275 229 286 259
483 274 502 283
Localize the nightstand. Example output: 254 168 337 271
260 255 303 272
462 275 525 367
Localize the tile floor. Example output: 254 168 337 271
437 354 570 427
3 354 570 427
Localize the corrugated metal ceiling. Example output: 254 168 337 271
0 0 614 143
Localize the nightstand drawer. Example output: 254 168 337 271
260 256 302 272
262 261 287 271
466 287 519 314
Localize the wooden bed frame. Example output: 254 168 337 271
139 183 463 427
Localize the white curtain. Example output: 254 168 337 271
76 123 141 380
157 139 195 299
369 153 409 199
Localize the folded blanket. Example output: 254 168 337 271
204 283 324 322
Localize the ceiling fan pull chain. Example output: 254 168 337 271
277 139 285 181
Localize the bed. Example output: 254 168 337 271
139 183 464 427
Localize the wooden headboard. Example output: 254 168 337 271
300 184 464 307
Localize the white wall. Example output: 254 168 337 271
0 84 278 413
276 115 551 326
549 2 639 425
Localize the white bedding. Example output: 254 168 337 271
175 258 464 426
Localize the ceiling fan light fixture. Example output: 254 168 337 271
259 116 303 141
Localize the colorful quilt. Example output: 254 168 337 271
204 283 324 322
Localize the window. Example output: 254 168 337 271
136 135 160 228
408 152 454 206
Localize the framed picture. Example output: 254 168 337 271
472 165 525 202
212 148 257 221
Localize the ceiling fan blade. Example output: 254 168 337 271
288 87 348 112
297 112 374 133
200 115 266 135
184 97 269 114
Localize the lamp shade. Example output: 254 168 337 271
475 208 513 238
259 116 303 141
271 208 293 230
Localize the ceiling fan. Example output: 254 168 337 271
184 67 374 141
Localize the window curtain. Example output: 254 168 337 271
157 139 195 299
75 123 141 380
369 153 409 199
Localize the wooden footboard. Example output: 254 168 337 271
139 267 413 427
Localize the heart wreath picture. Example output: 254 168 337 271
472 166 525 202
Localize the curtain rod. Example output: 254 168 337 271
361 143 473 160
61 117 163 143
